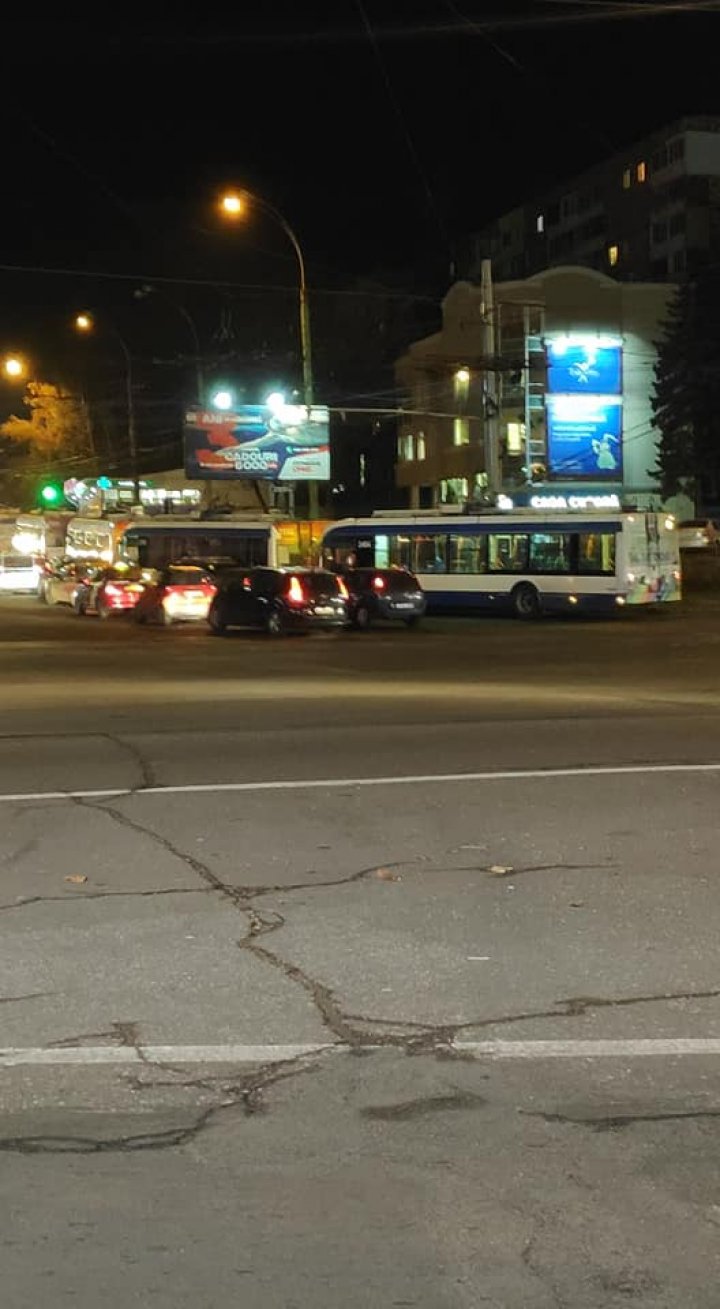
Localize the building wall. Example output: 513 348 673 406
395 266 673 506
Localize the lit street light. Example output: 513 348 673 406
3 355 27 379
211 389 234 411
218 186 318 517
74 311 138 499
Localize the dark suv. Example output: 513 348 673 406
342 567 425 629
208 567 349 636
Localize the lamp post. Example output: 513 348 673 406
74 313 138 501
218 188 317 518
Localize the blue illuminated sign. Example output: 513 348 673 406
546 335 622 396
546 395 623 478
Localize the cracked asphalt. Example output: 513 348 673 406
3 594 720 1307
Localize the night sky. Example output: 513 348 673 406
0 2 717 488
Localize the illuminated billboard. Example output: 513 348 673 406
546 334 622 395
546 395 623 478
184 402 330 481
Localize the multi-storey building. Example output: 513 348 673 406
395 266 673 511
464 116 720 284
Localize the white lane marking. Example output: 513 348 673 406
5 1039 720 1067
2 760 720 804
0 1043 335 1067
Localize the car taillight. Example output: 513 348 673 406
104 583 122 597
337 577 349 600
288 576 305 604
373 576 386 591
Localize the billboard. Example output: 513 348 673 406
184 402 330 481
546 335 622 395
546 394 623 478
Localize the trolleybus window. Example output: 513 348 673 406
528 532 572 574
577 531 616 575
488 533 529 573
448 534 487 574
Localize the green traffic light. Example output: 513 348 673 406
40 484 61 505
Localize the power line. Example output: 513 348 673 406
0 260 438 305
353 0 450 256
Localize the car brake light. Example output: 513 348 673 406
337 577 349 599
373 576 386 591
288 575 305 604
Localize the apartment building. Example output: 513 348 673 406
465 116 720 284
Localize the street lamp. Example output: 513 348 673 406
74 312 138 499
211 389 234 411
218 186 318 516
3 354 27 379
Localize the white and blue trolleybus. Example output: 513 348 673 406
321 510 681 617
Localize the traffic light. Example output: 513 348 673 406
38 481 63 507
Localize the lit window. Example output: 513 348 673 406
622 168 631 190
637 160 647 183
453 417 470 447
454 367 470 401
506 421 525 455
608 244 619 267
536 214 544 234
397 434 414 462
416 433 426 461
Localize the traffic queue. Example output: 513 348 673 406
35 556 427 635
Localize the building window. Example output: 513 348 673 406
651 220 668 244
453 417 470 447
608 244 619 267
637 160 647 183
506 421 525 454
669 210 686 236
453 367 470 402
536 213 544 234
397 434 414 462
672 250 685 273
622 168 631 190
416 433 426 461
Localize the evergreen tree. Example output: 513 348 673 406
652 266 720 501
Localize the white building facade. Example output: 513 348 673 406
395 266 674 511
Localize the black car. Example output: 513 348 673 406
208 567 349 636
341 567 426 629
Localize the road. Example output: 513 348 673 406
3 594 720 1307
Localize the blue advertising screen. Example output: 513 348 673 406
546 395 623 478
546 337 622 395
184 403 330 481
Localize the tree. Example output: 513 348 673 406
1 381 94 460
652 267 720 502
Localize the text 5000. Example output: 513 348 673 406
226 451 279 472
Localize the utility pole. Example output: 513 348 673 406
480 259 501 500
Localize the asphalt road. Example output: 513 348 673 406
3 594 720 1307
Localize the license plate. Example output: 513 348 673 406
392 602 414 610
314 605 335 615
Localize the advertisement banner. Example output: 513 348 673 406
546 394 623 478
546 336 622 395
184 403 330 481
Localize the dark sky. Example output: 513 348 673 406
0 0 717 464
1 1 718 283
